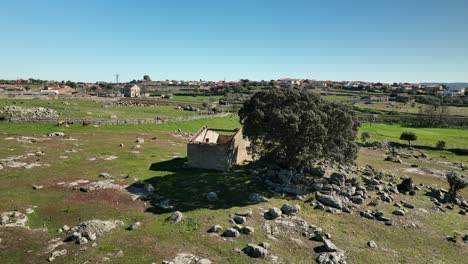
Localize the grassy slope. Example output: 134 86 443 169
0 118 467 263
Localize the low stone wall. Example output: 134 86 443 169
5 113 232 126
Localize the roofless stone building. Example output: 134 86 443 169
187 127 251 171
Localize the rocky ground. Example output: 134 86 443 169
0 122 467 263
1 105 60 119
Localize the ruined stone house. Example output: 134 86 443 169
122 84 141 98
187 127 251 171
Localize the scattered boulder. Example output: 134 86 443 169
168 211 183 223
241 226 254 235
48 249 67 262
222 228 240 238
127 222 141 231
316 192 343 209
249 193 268 203
322 238 339 252
48 132 65 137
163 253 212 264
0 211 28 227
329 172 346 186
281 203 300 215
79 180 123 192
401 201 415 209
367 241 378 248
69 220 123 243
98 172 113 178
397 178 414 194
1 106 59 119
267 207 282 219
32 184 44 190
208 225 222 233
360 211 375 220
136 138 145 143
242 244 268 258
316 250 347 264
392 209 405 216
233 215 246 224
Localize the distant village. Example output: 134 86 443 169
0 77 466 99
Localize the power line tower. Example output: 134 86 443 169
114 73 120 84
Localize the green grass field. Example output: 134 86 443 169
359 123 468 149
0 116 467 263
0 98 198 120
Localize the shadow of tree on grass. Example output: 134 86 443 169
128 157 270 213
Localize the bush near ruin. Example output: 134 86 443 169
239 88 359 169
446 171 468 203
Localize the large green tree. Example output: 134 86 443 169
238 88 359 169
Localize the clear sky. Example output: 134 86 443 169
1 0 467 83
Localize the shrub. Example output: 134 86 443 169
399 131 417 146
361 132 371 142
436 140 446 149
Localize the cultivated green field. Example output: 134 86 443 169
0 98 198 120
359 123 468 149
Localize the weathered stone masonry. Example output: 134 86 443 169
187 127 251 171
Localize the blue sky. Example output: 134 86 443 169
1 0 467 82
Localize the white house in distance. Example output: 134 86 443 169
122 84 141 97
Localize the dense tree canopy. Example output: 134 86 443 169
238 88 359 169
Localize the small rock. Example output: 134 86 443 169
280 203 300 215
360 211 375 220
392 209 405 216
98 173 112 178
242 244 268 258
32 185 44 190
233 215 246 224
222 228 240 238
208 225 222 233
248 193 268 203
127 222 141 231
322 238 339 252
401 201 415 209
259 242 270 249
241 226 254 235
48 249 67 262
367 240 378 248
48 132 65 137
168 211 183 223
78 236 88 244
267 207 282 219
